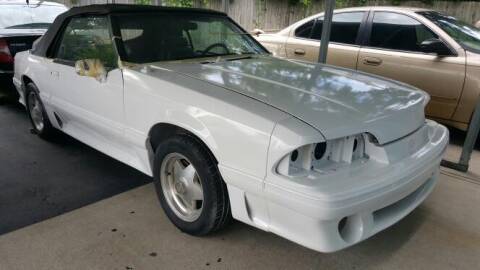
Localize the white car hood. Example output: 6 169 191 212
152 56 427 144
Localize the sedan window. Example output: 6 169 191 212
55 16 117 68
369 12 437 52
0 4 67 29
311 12 365 45
418 11 480 53
295 20 314 38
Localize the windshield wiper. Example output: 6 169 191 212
198 56 224 64
225 55 255 61
200 53 257 64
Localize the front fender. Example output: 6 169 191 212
122 68 289 181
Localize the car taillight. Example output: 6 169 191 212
0 38 13 64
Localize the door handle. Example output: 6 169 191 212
362 57 382 66
294 49 306 56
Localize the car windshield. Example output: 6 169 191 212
113 12 267 63
0 4 67 29
418 11 480 53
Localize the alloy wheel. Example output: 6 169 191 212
160 153 204 222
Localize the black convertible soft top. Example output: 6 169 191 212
31 4 226 57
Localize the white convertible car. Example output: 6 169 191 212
13 5 449 252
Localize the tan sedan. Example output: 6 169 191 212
255 7 480 131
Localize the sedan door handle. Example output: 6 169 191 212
362 57 382 66
294 49 306 56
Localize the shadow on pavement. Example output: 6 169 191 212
446 125 480 150
0 85 152 235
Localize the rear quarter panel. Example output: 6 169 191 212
13 51 29 104
14 52 53 106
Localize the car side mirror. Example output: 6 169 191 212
75 59 107 81
420 38 452 56
251 28 265 37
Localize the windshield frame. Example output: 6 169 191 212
110 11 270 64
417 11 480 54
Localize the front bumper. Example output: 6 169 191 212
264 121 448 252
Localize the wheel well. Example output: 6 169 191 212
147 123 218 164
22 75 33 88
20 76 34 104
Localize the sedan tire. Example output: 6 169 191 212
153 134 231 236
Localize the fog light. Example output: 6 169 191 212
338 215 364 243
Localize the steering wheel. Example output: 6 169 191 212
202 43 230 56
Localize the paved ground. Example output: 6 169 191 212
0 172 479 270
1 84 480 269
0 87 151 235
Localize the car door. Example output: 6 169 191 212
357 11 466 120
47 16 125 146
285 12 367 69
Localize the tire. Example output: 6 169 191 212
153 134 231 236
25 82 56 139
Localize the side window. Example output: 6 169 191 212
295 20 314 38
369 12 437 52
55 16 117 68
311 12 365 44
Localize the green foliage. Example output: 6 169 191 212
164 0 211 7
134 0 152 4
163 0 193 7
288 0 312 7
300 0 312 6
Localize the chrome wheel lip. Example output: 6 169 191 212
160 153 204 222
27 91 44 132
